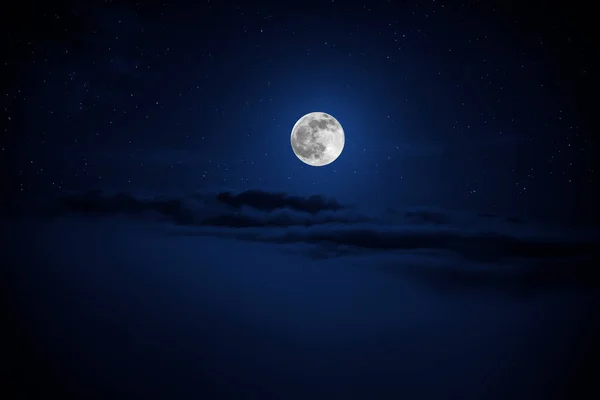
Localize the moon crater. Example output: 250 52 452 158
290 112 345 166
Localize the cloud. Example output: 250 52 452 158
200 207 367 228
49 190 517 230
215 190 344 214
51 189 352 226
45 189 599 274
174 222 598 266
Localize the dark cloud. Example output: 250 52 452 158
216 190 344 214
201 209 367 228
50 189 348 226
177 224 598 266
41 189 599 275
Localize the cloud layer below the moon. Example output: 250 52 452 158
11 188 597 287
4 188 599 398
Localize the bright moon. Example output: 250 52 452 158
290 112 345 167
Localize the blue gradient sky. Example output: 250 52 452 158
4 0 596 224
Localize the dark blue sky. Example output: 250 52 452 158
3 0 596 225
3 2 600 398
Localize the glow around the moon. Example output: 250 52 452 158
290 112 345 166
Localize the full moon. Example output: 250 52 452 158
290 112 345 166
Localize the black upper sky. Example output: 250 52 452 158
3 0 596 225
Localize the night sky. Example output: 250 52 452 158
4 0 596 223
3 0 599 398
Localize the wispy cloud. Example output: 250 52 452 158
36 189 597 273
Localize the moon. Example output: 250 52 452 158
290 112 345 167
